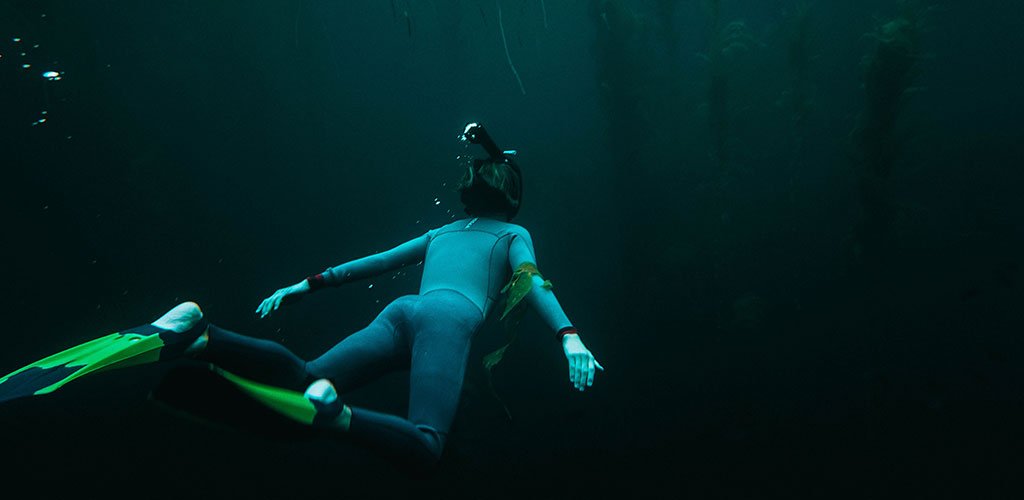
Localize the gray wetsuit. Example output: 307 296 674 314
198 216 573 466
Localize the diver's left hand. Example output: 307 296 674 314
562 334 604 392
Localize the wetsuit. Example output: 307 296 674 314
195 216 574 465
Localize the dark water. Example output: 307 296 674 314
1 1 1022 498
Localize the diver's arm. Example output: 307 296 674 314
508 231 573 331
256 231 433 319
311 231 433 288
508 230 604 391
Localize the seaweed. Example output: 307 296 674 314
852 1 929 254
786 2 816 130
702 1 762 171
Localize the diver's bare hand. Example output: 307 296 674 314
562 334 604 392
255 280 310 319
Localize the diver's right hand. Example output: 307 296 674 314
256 281 310 319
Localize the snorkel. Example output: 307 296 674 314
459 123 523 219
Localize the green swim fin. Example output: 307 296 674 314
208 366 345 428
211 366 317 425
0 320 208 404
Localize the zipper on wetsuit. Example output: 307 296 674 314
464 217 479 229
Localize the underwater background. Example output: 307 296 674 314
1 0 1021 498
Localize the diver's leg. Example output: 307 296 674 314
331 295 478 467
185 295 416 392
304 296 413 392
300 381 449 468
149 302 313 389
193 325 312 390
399 309 476 462
206 298 414 432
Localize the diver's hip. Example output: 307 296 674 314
415 288 486 324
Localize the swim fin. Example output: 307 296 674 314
208 366 345 428
0 319 208 404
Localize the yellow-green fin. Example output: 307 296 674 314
211 367 318 425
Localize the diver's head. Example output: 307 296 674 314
458 122 523 220
457 158 522 221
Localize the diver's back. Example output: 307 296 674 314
418 217 527 318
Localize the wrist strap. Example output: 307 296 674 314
557 326 578 340
306 273 326 291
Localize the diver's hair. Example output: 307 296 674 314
457 160 521 220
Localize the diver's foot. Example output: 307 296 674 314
304 379 352 430
152 302 208 354
152 301 204 332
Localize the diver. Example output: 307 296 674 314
0 123 604 468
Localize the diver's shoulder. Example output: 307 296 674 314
503 221 528 233
431 218 531 239
426 220 459 238
499 221 532 239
